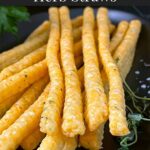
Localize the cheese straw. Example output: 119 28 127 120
110 21 129 53
0 84 50 150
60 6 85 137
79 123 104 150
72 15 83 28
38 126 77 150
40 7 64 135
26 21 50 41
82 7 108 131
0 92 24 118
113 20 141 79
73 26 82 42
97 7 129 136
20 127 45 150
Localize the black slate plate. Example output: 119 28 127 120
0 8 150 150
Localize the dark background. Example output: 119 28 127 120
28 6 150 18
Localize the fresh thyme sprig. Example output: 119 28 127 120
123 80 150 101
118 80 150 150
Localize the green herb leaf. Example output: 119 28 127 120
118 80 150 150
128 113 143 123
0 6 30 35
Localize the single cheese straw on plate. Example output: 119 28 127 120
40 7 64 135
97 7 130 136
113 20 142 79
20 127 45 150
38 125 77 150
60 6 85 137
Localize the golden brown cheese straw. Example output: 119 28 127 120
83 7 108 131
41 135 66 150
60 6 85 137
110 21 129 53
78 93 103 148
75 55 83 69
38 127 77 150
0 84 50 150
79 89 104 150
72 16 83 28
40 7 64 135
62 137 77 150
39 136 77 150
21 127 45 150
74 40 82 57
0 92 23 118
97 7 129 136
79 123 104 150
0 59 48 103
0 32 48 71
0 45 46 82
113 20 141 79
26 21 50 41
73 26 82 42
109 24 115 34
77 66 84 91
0 76 49 134
38 135 63 150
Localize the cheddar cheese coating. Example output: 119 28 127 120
83 7 108 131
97 7 129 136
60 6 85 137
40 7 64 135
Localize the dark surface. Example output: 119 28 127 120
0 8 150 150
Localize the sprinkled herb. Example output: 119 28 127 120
115 57 120 63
